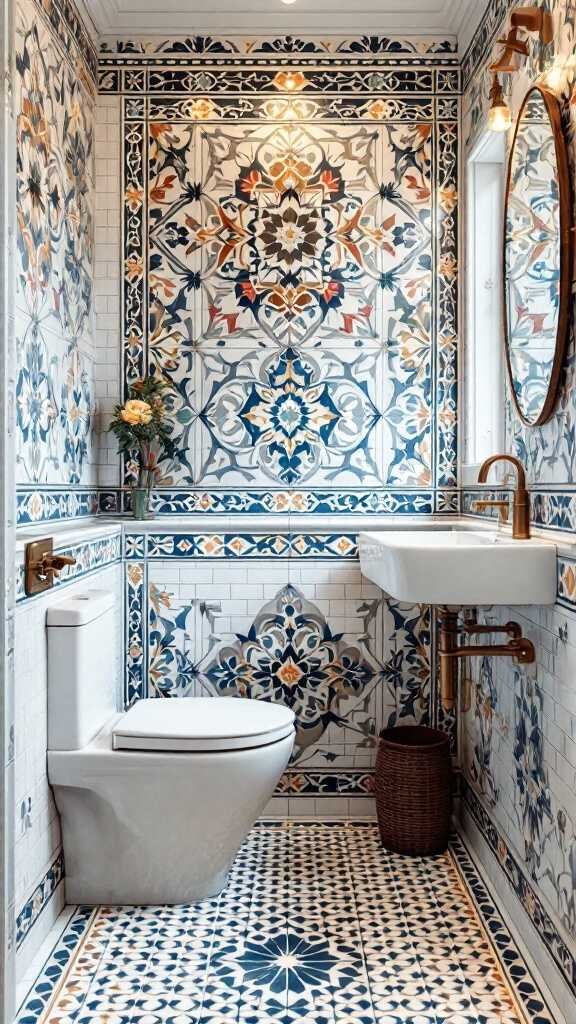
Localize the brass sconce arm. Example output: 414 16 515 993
510 6 553 44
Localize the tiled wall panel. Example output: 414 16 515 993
97 36 459 515
14 0 97 501
125 534 432 802
462 0 576 1008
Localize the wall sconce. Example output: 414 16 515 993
487 72 512 132
492 6 553 71
491 26 528 73
488 6 554 131
511 6 553 44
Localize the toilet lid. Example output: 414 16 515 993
112 697 295 752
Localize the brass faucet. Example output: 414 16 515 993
473 454 530 540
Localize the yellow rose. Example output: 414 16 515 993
120 399 153 425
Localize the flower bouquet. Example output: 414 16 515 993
111 377 176 519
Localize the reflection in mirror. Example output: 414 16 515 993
504 85 571 426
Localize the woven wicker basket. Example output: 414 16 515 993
375 726 452 856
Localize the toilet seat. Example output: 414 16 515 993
112 697 295 752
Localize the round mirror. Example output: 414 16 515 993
503 85 572 426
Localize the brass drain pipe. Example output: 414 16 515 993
437 608 535 711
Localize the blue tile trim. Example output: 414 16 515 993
557 556 576 612
16 534 122 603
451 830 558 1024
16 907 95 1024
125 561 147 706
16 488 100 526
102 488 439 517
462 781 576 997
123 532 359 560
277 770 374 797
15 852 64 950
463 486 576 533
139 533 359 560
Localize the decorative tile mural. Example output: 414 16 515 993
124 536 432 796
98 38 458 508
15 0 96 488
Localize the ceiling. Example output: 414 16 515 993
83 0 491 52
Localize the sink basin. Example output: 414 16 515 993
358 529 557 606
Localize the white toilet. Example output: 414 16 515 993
46 590 295 905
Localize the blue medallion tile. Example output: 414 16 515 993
16 824 555 1024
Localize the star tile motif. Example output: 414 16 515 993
17 825 553 1024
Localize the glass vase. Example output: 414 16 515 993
131 486 153 520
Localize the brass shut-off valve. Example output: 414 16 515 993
24 538 77 596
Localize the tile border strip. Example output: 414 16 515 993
99 34 458 58
276 770 374 797
30 0 97 84
16 488 100 526
462 781 576 997
126 532 359 560
16 907 95 1024
557 556 576 611
463 487 576 534
101 488 440 518
461 0 513 90
451 830 556 1024
15 852 64 951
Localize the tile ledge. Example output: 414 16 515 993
16 519 122 552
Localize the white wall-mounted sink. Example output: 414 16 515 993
359 528 557 606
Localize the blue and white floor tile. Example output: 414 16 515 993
17 823 554 1024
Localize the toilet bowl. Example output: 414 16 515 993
46 591 295 905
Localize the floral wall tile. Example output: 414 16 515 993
142 554 432 796
15 0 96 487
461 0 576 979
115 46 458 507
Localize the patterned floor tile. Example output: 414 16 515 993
17 825 554 1024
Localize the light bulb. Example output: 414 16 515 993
545 65 564 92
281 0 297 4
487 104 512 132
487 72 512 132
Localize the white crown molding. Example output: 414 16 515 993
86 0 490 42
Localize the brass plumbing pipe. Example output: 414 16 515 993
437 608 535 712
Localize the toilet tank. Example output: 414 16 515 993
47 590 118 750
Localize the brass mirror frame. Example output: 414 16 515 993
503 84 573 427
